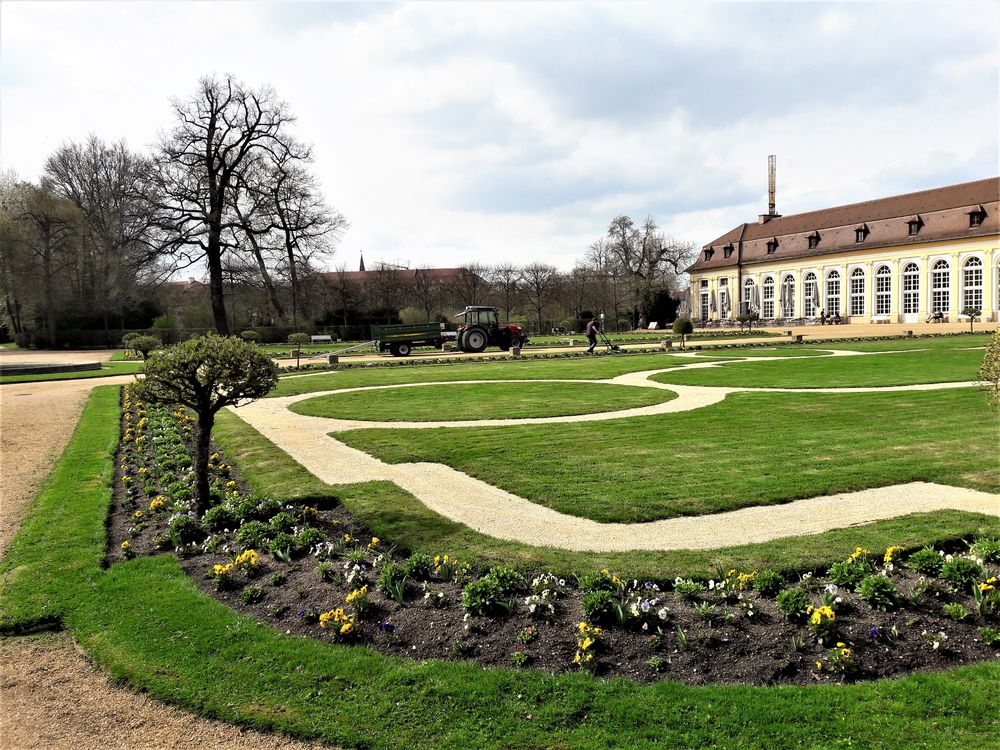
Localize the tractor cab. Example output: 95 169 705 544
454 306 528 353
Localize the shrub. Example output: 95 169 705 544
295 527 325 551
981 626 1000 647
268 511 298 534
857 575 898 611
673 578 705 600
240 330 260 342
239 585 265 604
776 588 811 621
752 569 785 597
942 603 969 621
578 570 616 592
202 505 236 532
168 515 205 547
462 576 513 616
582 590 621 624
404 552 435 580
907 547 945 576
672 317 694 346
269 572 286 586
235 520 271 550
827 561 868 590
131 335 162 360
487 566 527 595
269 531 298 556
941 557 986 592
978 328 1000 406
377 563 409 604
972 538 1000 564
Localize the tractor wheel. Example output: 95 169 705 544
510 335 522 349
463 326 488 353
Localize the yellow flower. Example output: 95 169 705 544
980 581 996 593
368 536 380 549
580 636 594 651
884 545 904 564
340 621 354 636
815 661 823 670
213 563 234 577
840 648 852 659
342 533 353 544
235 549 258 568
149 496 166 511
120 540 130 550
836 642 845 648
132 510 144 520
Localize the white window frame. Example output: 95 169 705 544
804 272 818 317
931 260 950 313
781 274 795 318
874 265 891 317
962 257 983 313
849 267 865 316
826 270 841 316
742 278 756 315
902 262 920 315
762 276 775 319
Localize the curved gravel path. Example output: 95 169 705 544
233 353 998 552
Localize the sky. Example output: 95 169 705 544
1 1 998 273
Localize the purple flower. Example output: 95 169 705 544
867 625 881 639
378 619 395 633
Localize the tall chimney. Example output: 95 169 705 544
758 155 782 224
768 154 776 216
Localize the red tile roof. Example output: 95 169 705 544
688 177 999 273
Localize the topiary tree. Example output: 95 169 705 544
131 334 163 360
979 328 1000 408
134 334 278 514
737 312 759 334
121 332 141 356
288 332 310 367
240 329 260 342
672 316 694 348
961 307 981 333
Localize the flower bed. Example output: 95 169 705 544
110 386 1000 685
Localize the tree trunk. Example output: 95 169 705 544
206 232 230 335
194 411 215 515
43 247 57 347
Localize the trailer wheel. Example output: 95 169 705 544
396 342 411 356
463 327 488 353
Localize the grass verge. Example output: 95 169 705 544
0 361 144 384
2 389 998 749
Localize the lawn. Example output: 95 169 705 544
270 352 717 397
290 381 677 421
0 360 144 384
340 388 1000 523
652 347 985 388
2 386 997 750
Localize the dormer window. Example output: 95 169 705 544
723 244 734 259
907 216 923 236
704 248 715 261
855 224 868 243
766 238 778 254
969 206 986 227
807 232 820 250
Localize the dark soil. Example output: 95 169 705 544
107 400 1000 686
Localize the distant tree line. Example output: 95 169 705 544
0 74 694 346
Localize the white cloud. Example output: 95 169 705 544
1 1 997 272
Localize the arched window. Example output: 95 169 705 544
875 265 891 316
742 278 757 315
902 262 919 315
962 257 983 313
804 272 818 317
931 260 950 314
781 274 795 318
762 276 775 319
849 268 865 316
826 270 841 316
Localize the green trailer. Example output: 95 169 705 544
371 322 451 356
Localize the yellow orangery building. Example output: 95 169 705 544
687 177 999 325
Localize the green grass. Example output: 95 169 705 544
653 347 985 388
215 409 1000 580
341 388 1000 523
271 352 719 397
2 388 999 749
0 361 144 384
290 381 677 422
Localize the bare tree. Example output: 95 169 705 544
43 136 160 330
489 263 521 322
327 266 360 329
150 74 310 335
584 238 625 326
449 263 490 307
411 266 444 321
366 263 403 322
521 262 560 335
606 215 694 328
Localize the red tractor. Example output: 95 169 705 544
454 306 528 353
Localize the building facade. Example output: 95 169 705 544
686 177 999 324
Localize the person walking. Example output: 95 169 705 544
585 316 599 354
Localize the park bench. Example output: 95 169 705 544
311 335 333 343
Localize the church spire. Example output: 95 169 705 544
359 252 366 272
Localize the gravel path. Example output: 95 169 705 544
233 354 998 552
1 372 333 750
